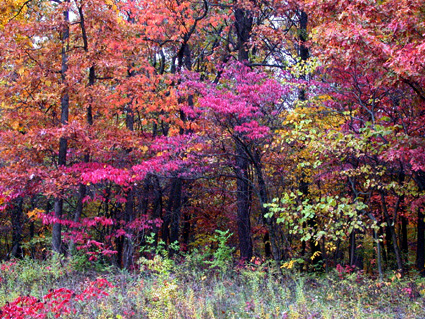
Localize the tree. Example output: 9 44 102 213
301 0 425 274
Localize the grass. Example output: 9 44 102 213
0 254 424 318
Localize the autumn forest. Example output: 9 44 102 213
0 0 425 316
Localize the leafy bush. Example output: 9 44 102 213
205 229 235 273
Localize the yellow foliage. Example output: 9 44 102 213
281 259 297 269
27 208 45 221
283 106 346 130
0 0 28 27
310 250 321 260
281 258 304 270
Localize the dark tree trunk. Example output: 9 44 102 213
349 230 363 269
52 198 64 254
160 31 194 253
162 177 182 247
182 210 191 248
417 209 425 275
116 236 124 267
153 176 163 221
381 192 403 274
366 212 383 280
123 188 135 269
253 150 281 260
385 224 394 262
233 3 254 261
162 186 171 244
397 172 408 261
415 170 425 275
299 175 321 266
298 10 309 100
181 188 191 248
297 10 322 267
11 198 24 258
401 216 408 259
170 179 182 246
69 183 86 254
69 7 96 255
263 232 272 258
349 231 356 266
380 227 388 265
374 229 384 281
123 94 135 269
53 5 70 254
301 229 306 257
139 175 150 216
30 220 35 258
235 142 253 260
235 157 252 262
235 8 253 62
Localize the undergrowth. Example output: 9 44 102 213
0 249 424 318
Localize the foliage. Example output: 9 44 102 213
0 256 424 318
204 229 235 273
266 193 370 244
0 0 424 290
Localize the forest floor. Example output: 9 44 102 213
0 255 424 318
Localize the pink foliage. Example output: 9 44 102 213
182 62 288 142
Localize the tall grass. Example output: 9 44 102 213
0 254 424 318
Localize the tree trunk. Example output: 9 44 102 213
415 170 425 275
300 176 322 266
170 183 183 248
52 5 70 254
385 224 394 263
235 7 253 62
233 3 254 261
263 232 272 258
297 10 323 267
162 177 182 246
182 210 191 248
374 229 384 281
11 198 24 258
152 176 163 247
298 10 309 100
122 95 135 268
381 192 403 274
52 198 64 253
160 31 193 253
235 142 253 260
253 151 281 260
367 213 383 280
401 215 408 259
123 188 135 269
417 209 425 275
69 6 96 255
349 230 356 266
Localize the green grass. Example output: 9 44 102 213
0 255 424 318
